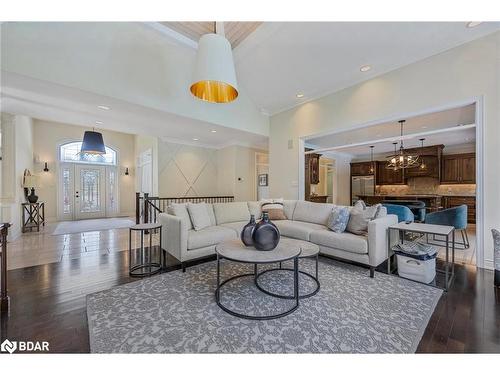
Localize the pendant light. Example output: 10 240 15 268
386 120 419 170
80 128 106 154
190 22 239 103
369 145 375 173
419 138 426 170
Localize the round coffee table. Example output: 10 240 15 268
255 239 320 299
215 238 302 320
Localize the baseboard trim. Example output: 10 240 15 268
482 259 495 271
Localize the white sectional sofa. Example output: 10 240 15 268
159 200 398 277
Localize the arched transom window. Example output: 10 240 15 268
59 141 117 165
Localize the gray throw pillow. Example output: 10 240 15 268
187 203 212 231
346 203 382 235
327 206 350 233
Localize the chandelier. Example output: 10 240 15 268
386 120 419 170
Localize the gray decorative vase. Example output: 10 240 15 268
241 215 256 246
252 212 280 251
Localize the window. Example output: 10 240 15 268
59 141 117 165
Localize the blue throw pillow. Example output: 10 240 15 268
327 206 350 233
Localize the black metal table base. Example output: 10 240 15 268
255 268 320 300
129 262 162 277
215 257 300 320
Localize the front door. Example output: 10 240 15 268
74 165 106 220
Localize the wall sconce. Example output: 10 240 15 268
43 162 49 172
125 167 130 176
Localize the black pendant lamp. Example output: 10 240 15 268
80 129 106 154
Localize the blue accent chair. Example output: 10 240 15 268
382 204 414 223
382 200 426 222
425 205 469 249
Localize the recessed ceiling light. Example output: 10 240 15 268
97 105 110 110
360 65 371 72
211 130 217 133
95 120 103 125
422 126 428 129
296 93 304 98
192 138 199 141
466 22 482 28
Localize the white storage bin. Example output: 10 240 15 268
396 254 436 284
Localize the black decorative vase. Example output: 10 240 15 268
252 212 280 251
241 215 256 246
27 188 39 204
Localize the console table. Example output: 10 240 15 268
388 222 455 291
22 202 45 233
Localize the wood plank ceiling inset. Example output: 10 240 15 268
161 22 262 48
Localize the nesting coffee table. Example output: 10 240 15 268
215 238 320 320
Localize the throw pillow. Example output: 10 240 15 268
346 203 382 235
354 200 367 210
327 206 350 233
261 201 286 220
186 203 212 231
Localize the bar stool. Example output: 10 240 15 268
129 223 163 277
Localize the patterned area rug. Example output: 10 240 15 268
87 257 442 353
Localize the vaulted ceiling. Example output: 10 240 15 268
161 22 262 48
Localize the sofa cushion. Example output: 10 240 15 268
310 229 368 254
283 200 297 219
187 226 237 250
274 220 327 241
213 202 250 225
293 201 334 225
167 203 193 230
206 204 216 226
220 221 249 236
187 203 212 231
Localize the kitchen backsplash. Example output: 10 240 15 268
376 177 476 196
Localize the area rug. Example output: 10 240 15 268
86 257 442 353
52 218 135 235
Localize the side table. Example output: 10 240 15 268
388 222 455 291
22 202 45 233
129 223 163 277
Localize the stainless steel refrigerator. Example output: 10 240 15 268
351 176 375 205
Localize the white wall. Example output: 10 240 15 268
157 140 266 201
0 113 34 240
1 22 269 137
32 119 136 220
269 31 500 269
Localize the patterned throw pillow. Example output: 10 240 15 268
327 206 350 233
346 203 382 235
261 200 287 220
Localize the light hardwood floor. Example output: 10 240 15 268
6 219 159 270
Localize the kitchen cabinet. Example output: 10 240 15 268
441 153 475 184
308 153 320 184
444 195 476 223
376 161 405 185
350 161 375 176
405 155 440 178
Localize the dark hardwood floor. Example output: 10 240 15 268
1 250 499 353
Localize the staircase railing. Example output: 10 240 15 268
1 223 10 312
136 193 235 224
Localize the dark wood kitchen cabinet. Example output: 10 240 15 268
308 153 320 184
376 161 405 185
441 153 475 184
350 161 375 176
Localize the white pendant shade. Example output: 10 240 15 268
190 33 239 103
